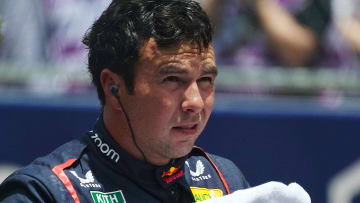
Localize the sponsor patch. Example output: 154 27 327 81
190 186 223 202
70 170 101 188
161 166 184 184
90 190 126 203
161 167 179 178
91 133 120 163
185 160 212 182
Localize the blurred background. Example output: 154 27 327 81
0 0 360 202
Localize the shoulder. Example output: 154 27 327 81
206 153 250 191
0 137 88 202
206 153 236 167
188 147 250 192
0 172 54 202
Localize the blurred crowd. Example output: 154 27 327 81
0 0 111 68
0 0 359 94
197 0 360 69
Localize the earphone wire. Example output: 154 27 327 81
112 89 149 163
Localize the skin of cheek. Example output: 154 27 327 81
146 95 187 159
127 85 179 159
134 82 214 161
137 87 204 160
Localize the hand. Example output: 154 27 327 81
202 181 311 203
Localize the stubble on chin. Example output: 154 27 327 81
156 138 194 160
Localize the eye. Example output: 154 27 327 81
163 76 180 83
198 77 213 84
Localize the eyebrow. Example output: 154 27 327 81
158 65 188 76
158 65 218 77
202 65 218 77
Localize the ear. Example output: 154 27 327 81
100 69 123 110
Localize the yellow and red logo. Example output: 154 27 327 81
190 187 224 202
161 166 184 184
161 167 179 178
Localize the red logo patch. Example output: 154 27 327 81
161 167 184 184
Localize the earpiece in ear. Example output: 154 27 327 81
110 85 119 96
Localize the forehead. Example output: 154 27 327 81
136 38 215 71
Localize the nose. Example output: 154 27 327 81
181 82 204 114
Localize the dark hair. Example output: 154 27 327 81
83 0 213 105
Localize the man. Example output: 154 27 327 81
0 0 249 202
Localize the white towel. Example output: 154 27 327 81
201 181 311 203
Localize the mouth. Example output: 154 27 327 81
174 124 197 130
173 124 198 135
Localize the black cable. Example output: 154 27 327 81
111 86 149 163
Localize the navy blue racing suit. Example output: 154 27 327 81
0 116 249 202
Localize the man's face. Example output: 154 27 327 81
122 39 217 164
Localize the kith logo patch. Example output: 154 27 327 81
185 160 212 182
161 166 184 184
70 170 101 188
90 190 126 203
